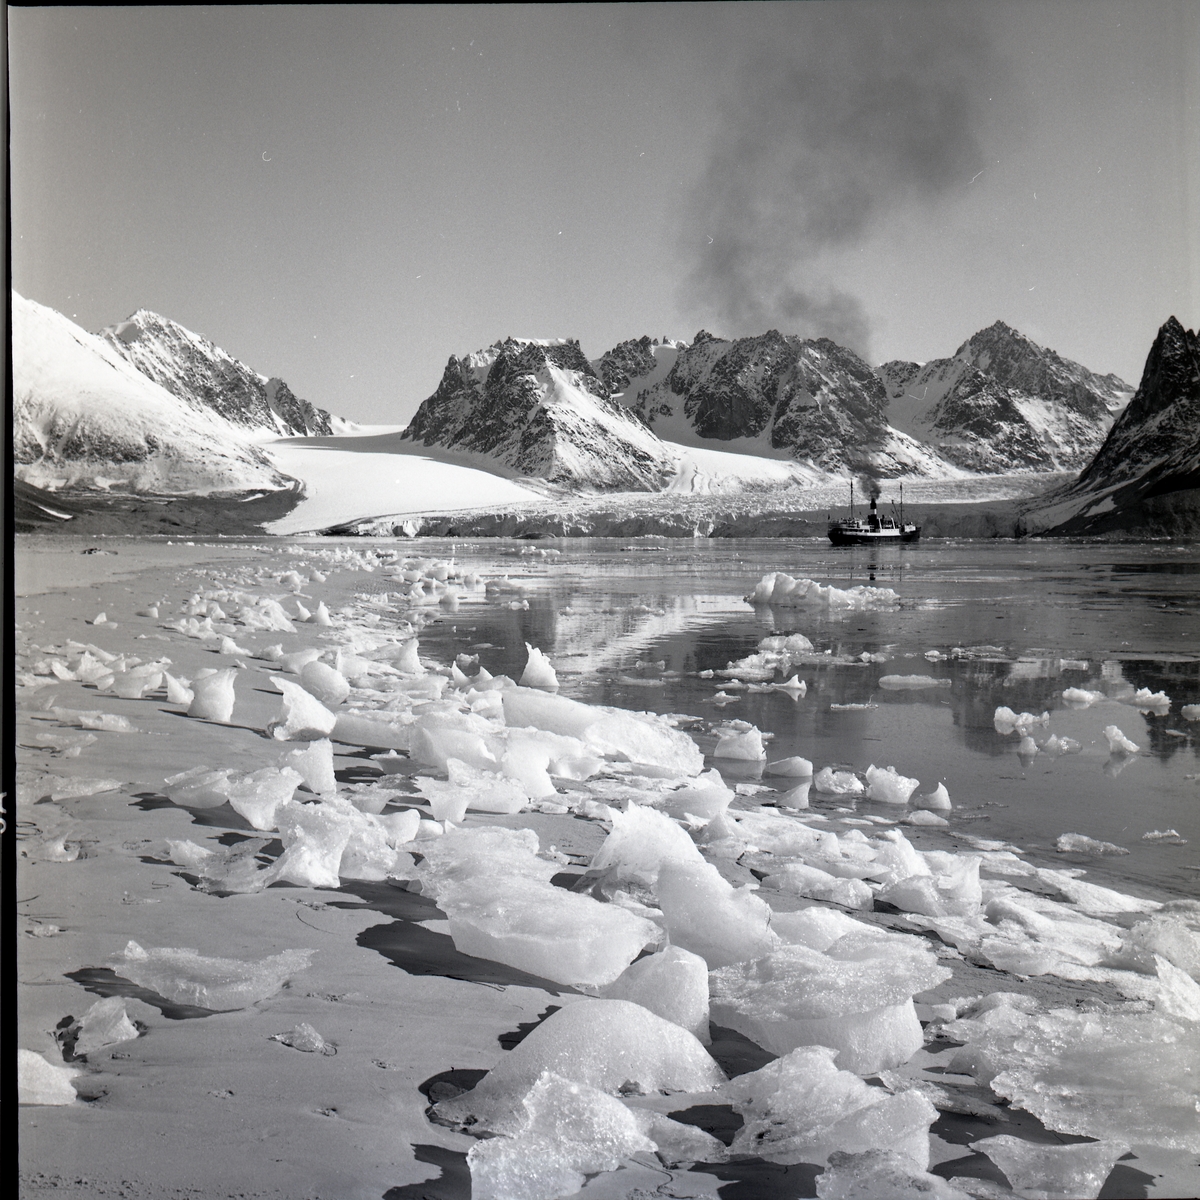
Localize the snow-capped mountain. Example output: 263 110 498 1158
1024 317 1200 535
12 292 294 494
876 323 1132 473
400 337 678 490
98 309 333 438
622 329 959 477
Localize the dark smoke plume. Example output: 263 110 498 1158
681 4 997 358
857 471 883 502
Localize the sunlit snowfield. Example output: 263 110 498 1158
406 536 1200 902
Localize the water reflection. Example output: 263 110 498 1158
419 537 1200 900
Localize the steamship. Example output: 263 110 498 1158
828 482 920 545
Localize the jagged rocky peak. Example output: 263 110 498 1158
402 336 678 491
955 320 1133 418
98 309 333 437
1022 316 1200 536
628 327 928 475
593 335 684 395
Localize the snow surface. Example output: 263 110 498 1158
263 432 544 535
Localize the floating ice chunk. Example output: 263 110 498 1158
656 860 777 968
912 782 951 811
772 676 807 696
861 829 929 887
1016 734 1039 761
72 997 139 1056
865 764 920 805
1062 687 1104 707
109 941 314 1010
713 726 767 761
1103 724 1140 755
278 739 337 795
466 1072 656 1200
269 678 338 741
1142 828 1187 842
309 601 333 627
501 687 598 739
814 767 865 795
414 720 501 775
1042 733 1082 756
766 863 874 909
902 810 949 827
299 660 350 707
661 769 734 820
162 767 235 809
970 1135 1130 1200
187 668 237 723
766 756 814 778
722 1045 938 1168
1132 687 1170 713
746 573 901 612
1181 703 1200 721
378 808 421 847
270 1022 336 1054
519 643 559 689
994 707 1049 733
498 739 557 800
600 945 711 1042
435 998 726 1136
780 781 811 808
878 675 949 689
225 767 304 831
816 1150 975 1200
392 638 421 674
1106 916 1200 979
110 664 164 698
589 803 705 888
709 929 949 1073
18 1049 79 1105
1055 832 1129 856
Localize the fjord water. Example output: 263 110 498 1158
408 536 1200 902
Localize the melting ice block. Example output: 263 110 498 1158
813 767 865 795
71 997 139 1056
600 945 711 1043
816 1150 974 1199
877 854 982 918
109 941 314 1009
709 926 950 1073
225 767 304 831
865 765 920 805
588 803 705 889
332 710 413 750
723 1045 938 1168
954 1002 1200 1150
162 767 234 809
745 573 900 611
278 739 337 795
519 643 559 689
713 726 767 761
766 863 874 910
18 1049 79 1105
438 873 660 987
661 769 734 820
912 782 951 811
970 1135 1130 1200
187 668 237 723
269 678 338 741
299 660 350 707
656 860 777 968
466 1071 655 1200
434 998 726 1136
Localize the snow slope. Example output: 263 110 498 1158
12 293 293 494
262 432 545 535
98 309 335 439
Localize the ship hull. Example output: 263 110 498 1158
828 525 921 546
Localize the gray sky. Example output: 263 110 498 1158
10 2 1198 424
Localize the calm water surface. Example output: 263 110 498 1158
391 537 1200 902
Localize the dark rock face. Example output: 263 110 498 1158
99 311 334 437
1026 317 1200 535
956 321 1131 420
401 338 676 490
630 330 897 473
594 336 660 395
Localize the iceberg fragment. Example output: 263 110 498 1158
109 941 314 1009
269 678 338 741
1103 724 1139 755
600 945 711 1043
816 1150 975 1200
434 998 725 1136
722 1045 938 1168
865 764 920 805
298 660 350 707
18 1049 79 1105
970 1135 1130 1200
588 803 705 889
656 860 777 968
519 643 559 689
186 668 237 723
